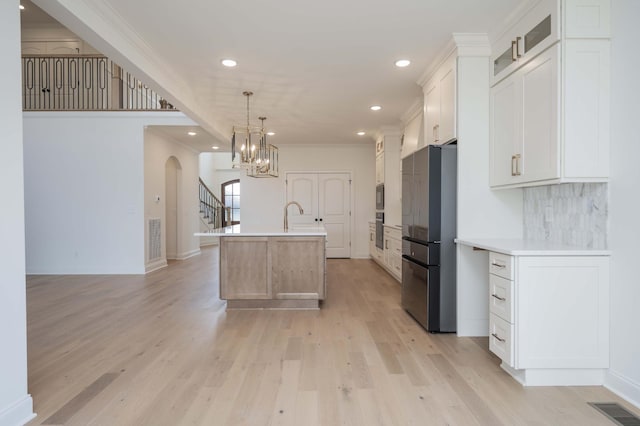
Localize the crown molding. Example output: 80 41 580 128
452 33 491 56
417 38 457 87
400 98 424 125
417 33 491 87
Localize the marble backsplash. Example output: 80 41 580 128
523 183 608 249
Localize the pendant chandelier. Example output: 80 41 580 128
231 91 278 178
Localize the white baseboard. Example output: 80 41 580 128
605 369 640 409
0 394 35 426
145 259 168 274
176 249 200 260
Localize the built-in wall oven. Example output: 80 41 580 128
375 212 384 250
376 184 384 210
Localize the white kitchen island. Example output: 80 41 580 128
195 225 327 309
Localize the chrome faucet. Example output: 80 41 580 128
284 201 304 231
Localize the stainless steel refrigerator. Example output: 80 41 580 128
401 143 456 332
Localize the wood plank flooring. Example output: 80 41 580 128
26 246 637 425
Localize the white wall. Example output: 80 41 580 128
23 111 197 274
240 144 375 258
199 152 241 199
0 1 35 424
606 0 640 407
456 55 523 336
144 128 201 270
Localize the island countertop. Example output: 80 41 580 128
194 224 327 237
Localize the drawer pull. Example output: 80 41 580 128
491 333 506 343
491 294 506 301
491 261 506 269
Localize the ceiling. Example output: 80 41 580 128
24 0 525 151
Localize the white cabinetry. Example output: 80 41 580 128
374 131 402 227
487 251 610 386
368 222 376 257
383 226 402 281
423 54 456 146
491 44 559 186
490 0 610 189
370 225 401 282
491 0 560 86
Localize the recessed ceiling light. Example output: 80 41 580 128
19 4 25 10
395 59 411 68
187 131 197 136
267 132 275 136
212 146 219 150
370 105 382 111
357 131 366 136
221 59 237 67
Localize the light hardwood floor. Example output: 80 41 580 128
26 246 636 425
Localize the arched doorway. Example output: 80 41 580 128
165 156 182 260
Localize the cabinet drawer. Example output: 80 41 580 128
489 274 514 323
489 313 514 367
489 252 514 280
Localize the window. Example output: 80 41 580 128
221 179 240 225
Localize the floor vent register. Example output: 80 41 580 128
589 402 640 426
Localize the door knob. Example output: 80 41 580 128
319 218 323 222
315 218 318 222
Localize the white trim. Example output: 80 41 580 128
23 110 189 120
145 258 168 274
0 395 35 426
605 369 640 409
176 249 201 260
417 34 491 87
452 33 492 57
400 98 424 125
417 38 457 87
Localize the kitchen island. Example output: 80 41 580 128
195 225 327 309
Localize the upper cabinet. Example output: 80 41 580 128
375 130 402 226
491 0 560 86
423 54 457 146
490 0 610 189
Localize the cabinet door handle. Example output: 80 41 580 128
514 154 521 176
385 240 389 249
491 333 506 343
491 261 506 269
491 293 506 301
511 155 517 176
511 40 517 62
433 124 439 143
516 36 522 58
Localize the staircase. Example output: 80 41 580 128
199 178 229 230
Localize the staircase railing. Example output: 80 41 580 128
21 54 178 111
199 178 229 229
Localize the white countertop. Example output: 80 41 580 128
455 238 611 256
195 224 327 237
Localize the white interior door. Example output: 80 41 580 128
286 173 318 226
318 173 351 258
286 172 351 258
